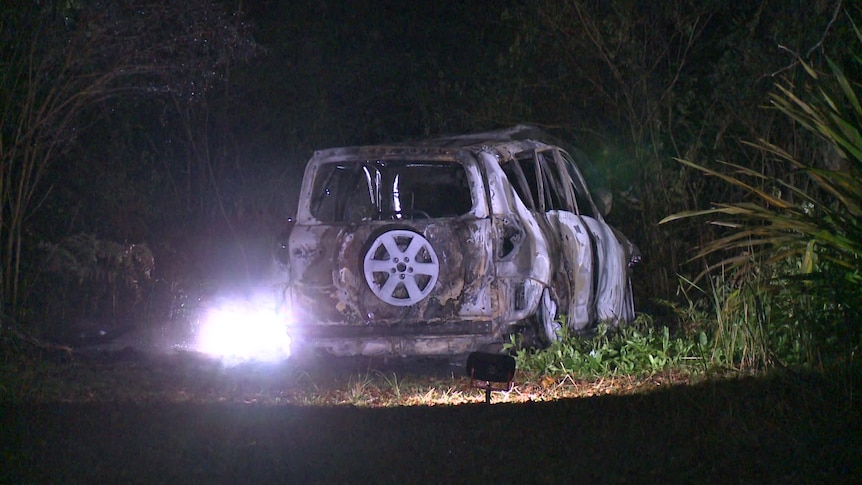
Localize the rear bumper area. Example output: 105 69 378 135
287 322 502 357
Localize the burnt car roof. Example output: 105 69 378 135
410 124 555 148
312 124 558 161
312 145 464 162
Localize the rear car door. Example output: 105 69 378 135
557 149 634 324
287 150 495 327
501 148 597 331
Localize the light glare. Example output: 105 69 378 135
197 301 292 363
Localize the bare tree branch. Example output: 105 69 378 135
0 0 257 317
770 0 844 78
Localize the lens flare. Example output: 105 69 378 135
196 298 292 364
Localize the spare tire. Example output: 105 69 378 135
361 227 440 306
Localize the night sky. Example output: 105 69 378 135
233 0 519 154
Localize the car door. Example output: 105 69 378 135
556 149 634 324
501 148 597 333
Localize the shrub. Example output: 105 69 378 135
661 23 862 367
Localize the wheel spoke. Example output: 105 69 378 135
380 237 401 259
411 262 438 277
367 259 394 273
402 277 422 300
380 275 401 298
404 236 426 260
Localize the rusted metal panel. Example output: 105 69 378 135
278 125 639 355
288 218 496 326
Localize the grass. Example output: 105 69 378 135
0 347 859 483
1 331 860 482
2 298 855 409
0 348 698 407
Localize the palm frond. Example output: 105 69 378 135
663 41 862 285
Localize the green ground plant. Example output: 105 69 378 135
670 267 813 371
509 316 705 378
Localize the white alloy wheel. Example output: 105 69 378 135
363 229 440 306
540 288 561 343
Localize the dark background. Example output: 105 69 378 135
1 0 858 342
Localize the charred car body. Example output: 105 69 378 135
275 125 639 356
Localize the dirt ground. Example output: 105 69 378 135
1 350 860 483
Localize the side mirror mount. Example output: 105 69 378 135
594 188 613 217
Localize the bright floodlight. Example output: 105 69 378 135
196 299 292 364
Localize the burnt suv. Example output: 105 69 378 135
275 125 639 356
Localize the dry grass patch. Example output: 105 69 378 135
0 349 704 407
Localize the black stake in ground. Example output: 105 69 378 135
465 352 516 404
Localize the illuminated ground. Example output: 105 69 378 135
1 348 860 482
